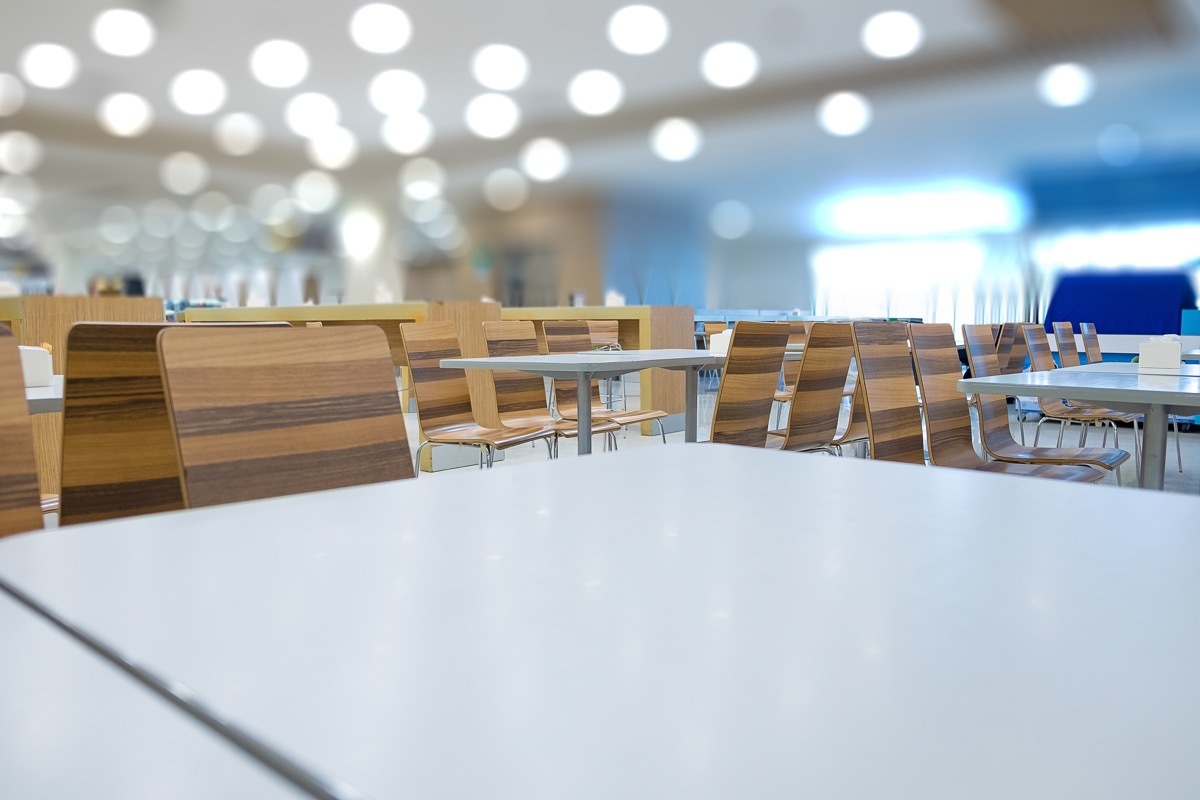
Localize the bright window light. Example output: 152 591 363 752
1033 223 1200 270
815 182 1028 238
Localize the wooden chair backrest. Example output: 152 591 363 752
399 320 479 432
781 322 853 451
909 323 984 467
832 377 869 446
587 320 620 350
962 324 1024 452
1052 322 1081 367
850 321 925 464
0 327 42 537
710 321 789 447
482 320 551 419
1022 324 1057 372
997 322 1027 373
302 319 407 368
1079 322 1103 363
779 320 809 390
543 320 605 415
159 325 413 508
703 321 727 337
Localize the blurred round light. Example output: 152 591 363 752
1097 124 1141 167
92 9 156 57
190 191 233 232
608 6 669 55
0 132 43 174
169 69 227 115
250 40 309 88
709 200 753 239
214 112 264 155
99 205 139 243
422 212 458 240
159 152 210 195
650 118 702 161
0 74 25 116
471 44 529 91
293 170 341 213
0 175 40 213
305 126 359 170
381 112 433 155
269 199 310 236
406 197 446 223
520 138 570 181
464 93 521 139
341 209 384 259
701 42 759 89
1038 62 1094 107
483 168 528 211
350 4 411 54
251 184 289 222
285 92 339 137
368 69 425 114
861 11 923 59
817 92 872 136
568 70 623 116
0 212 28 240
97 93 153 137
400 158 445 201
142 198 183 237
19 44 79 89
220 207 255 243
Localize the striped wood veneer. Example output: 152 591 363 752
709 321 789 448
772 322 853 453
0 327 42 537
850 321 926 465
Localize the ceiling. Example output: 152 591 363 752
2 0 1199 245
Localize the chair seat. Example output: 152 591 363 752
425 422 554 449
973 460 1106 483
559 405 668 426
500 414 621 439
989 442 1131 471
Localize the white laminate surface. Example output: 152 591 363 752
1069 362 1200 376
1 446 1200 798
443 348 719 378
959 367 1200 412
1182 349 1200 361
0 590 303 799
24 374 63 414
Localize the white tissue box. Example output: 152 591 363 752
18 345 53 387
709 329 732 356
1138 338 1182 374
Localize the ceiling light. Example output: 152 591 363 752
608 5 669 55
369 69 426 114
0 175 40 214
483 168 529 211
1096 124 1141 167
700 42 759 89
709 201 753 239
520 138 570 181
400 158 446 201
214 112 264 156
568 70 623 116
0 74 25 116
159 152 210 195
0 132 43 175
464 93 521 139
285 92 339 137
294 170 341 214
1038 63 1094 108
817 92 872 136
99 205 139 244
650 118 702 161
381 112 434 155
92 9 156 57
97 93 153 137
861 11 923 59
19 44 79 89
341 208 384 259
169 69 227 115
250 40 309 88
350 4 412 54
471 44 529 91
0 211 28 240
305 126 359 170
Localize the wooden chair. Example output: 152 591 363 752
997 322 1028 374
158 325 415 507
962 324 1130 482
586 319 625 410
830 377 870 456
1052 322 1083 367
768 322 853 454
542 320 669 442
709 321 790 448
0 327 42 537
771 320 811 428
849 321 927 464
400 320 554 470
482 320 620 455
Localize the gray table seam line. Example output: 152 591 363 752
0 577 369 800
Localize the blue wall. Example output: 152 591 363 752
603 193 706 307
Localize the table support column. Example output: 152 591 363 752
1140 404 1168 490
576 376 592 455
685 367 699 443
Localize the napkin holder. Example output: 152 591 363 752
709 328 732 356
18 346 52 387
1138 336 1182 374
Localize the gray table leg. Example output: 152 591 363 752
1141 404 1168 490
576 376 592 455
685 367 699 443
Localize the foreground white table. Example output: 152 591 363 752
24 374 63 413
3 446 1200 799
960 366 1200 489
1070 362 1200 377
444 349 720 454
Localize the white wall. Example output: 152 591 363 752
707 237 814 312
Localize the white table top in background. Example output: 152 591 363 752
0 590 303 799
24 374 63 414
2 446 1199 798
443 349 719 378
960 366 1200 410
1069 362 1200 377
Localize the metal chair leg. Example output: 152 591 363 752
1173 415 1183 472
485 445 495 468
653 418 666 444
413 440 432 478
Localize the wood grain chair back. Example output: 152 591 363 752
587 320 621 349
1052 322 1082 367
482 320 551 419
909 323 985 468
710 321 789 447
997 322 1027 373
398 320 481 431
779 322 853 452
1023 324 1057 372
850 321 925 464
778 321 809 391
1079 322 1103 363
831 377 869 449
305 319 407 368
961 323 1022 446
159 325 413 508
543 320 605 415
0 327 42 537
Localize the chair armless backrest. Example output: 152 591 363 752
710 321 790 447
586 320 621 350
0 327 42 537
399 320 480 432
1052 322 1081 367
1079 322 1103 363
309 319 408 368
962 324 1025 452
779 320 809 390
543 320 603 416
1022 324 1057 372
909 323 981 466
482 320 551 419
850 321 925 464
994 323 1017 372
999 322 1028 373
781 322 853 451
159 325 414 509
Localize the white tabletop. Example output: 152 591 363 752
1183 349 1200 361
443 348 719 378
2 446 1200 798
0 589 303 799
959 366 1200 411
24 374 63 414
1069 362 1200 377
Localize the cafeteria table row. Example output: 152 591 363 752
3 445 1200 798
